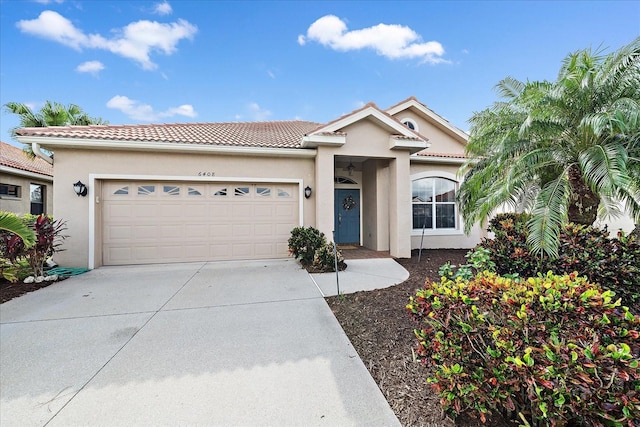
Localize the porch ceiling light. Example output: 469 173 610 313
304 186 312 199
344 161 356 176
73 180 88 197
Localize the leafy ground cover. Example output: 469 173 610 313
326 249 512 426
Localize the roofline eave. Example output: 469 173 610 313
15 136 318 158
0 165 53 181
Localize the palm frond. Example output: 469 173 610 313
526 174 570 259
0 212 35 247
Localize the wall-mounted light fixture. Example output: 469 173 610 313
304 186 312 199
73 181 88 197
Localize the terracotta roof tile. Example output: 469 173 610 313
0 141 53 176
415 151 468 159
15 121 323 149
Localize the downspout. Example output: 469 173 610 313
32 142 53 165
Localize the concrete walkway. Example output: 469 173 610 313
1 259 406 426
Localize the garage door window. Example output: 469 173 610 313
213 188 227 196
188 187 202 196
114 186 129 195
235 187 250 196
163 185 180 196
277 189 291 197
138 185 155 195
257 187 271 196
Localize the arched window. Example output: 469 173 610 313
412 177 457 230
401 118 419 132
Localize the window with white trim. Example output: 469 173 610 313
412 177 457 230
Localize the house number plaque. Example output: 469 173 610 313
197 172 215 176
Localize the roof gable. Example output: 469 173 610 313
385 96 468 143
309 102 428 140
0 141 53 177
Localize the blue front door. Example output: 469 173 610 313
334 189 360 244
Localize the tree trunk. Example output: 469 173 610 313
567 164 600 225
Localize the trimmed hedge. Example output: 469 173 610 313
407 272 640 426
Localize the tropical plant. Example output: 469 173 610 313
0 211 36 282
4 101 107 157
0 211 36 247
407 271 640 426
458 37 640 258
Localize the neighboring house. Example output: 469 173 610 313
15 97 486 269
0 141 53 216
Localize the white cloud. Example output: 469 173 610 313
298 15 447 64
248 102 272 121
153 1 173 15
106 95 197 121
76 60 104 75
267 70 275 79
34 0 64 3
16 10 197 70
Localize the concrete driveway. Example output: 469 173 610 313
0 259 400 426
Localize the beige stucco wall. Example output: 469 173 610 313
409 161 486 249
50 147 315 268
0 171 53 216
394 111 466 154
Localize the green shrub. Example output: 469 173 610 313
312 241 346 272
288 226 346 272
288 226 326 266
438 247 496 281
407 272 640 426
479 213 539 277
479 213 640 310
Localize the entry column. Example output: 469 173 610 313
389 155 411 258
315 148 335 241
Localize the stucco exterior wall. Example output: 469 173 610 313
394 111 466 154
0 171 53 215
51 147 315 267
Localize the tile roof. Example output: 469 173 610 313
0 141 53 176
15 121 323 149
415 151 469 159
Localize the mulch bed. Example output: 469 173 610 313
0 277 67 303
326 249 513 427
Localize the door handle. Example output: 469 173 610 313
338 213 342 225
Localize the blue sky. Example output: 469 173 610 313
1 0 639 147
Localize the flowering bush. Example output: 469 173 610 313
407 272 640 426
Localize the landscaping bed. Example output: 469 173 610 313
326 249 511 427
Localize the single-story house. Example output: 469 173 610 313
0 141 53 216
15 97 486 269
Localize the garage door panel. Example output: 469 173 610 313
254 224 274 236
254 243 275 257
102 181 299 265
160 204 183 218
160 225 183 238
232 243 252 258
134 225 158 239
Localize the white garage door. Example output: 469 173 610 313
102 181 299 265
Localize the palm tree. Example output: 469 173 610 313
459 37 640 258
4 101 107 157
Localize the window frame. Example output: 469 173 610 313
30 183 45 215
411 175 461 235
0 183 22 199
